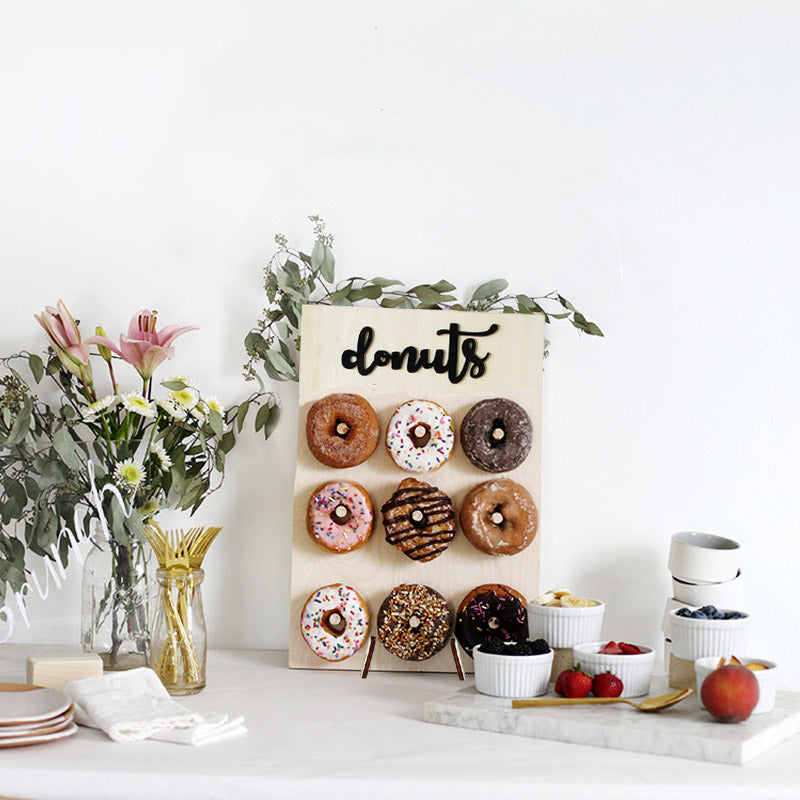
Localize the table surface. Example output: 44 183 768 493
2 646 800 800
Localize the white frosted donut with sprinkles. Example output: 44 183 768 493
300 583 370 662
306 481 374 553
385 399 455 473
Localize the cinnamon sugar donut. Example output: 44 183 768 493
306 393 379 468
454 583 529 657
306 481 374 553
377 583 453 661
460 478 538 556
380 478 456 562
460 398 532 473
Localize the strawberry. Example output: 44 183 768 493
554 669 567 696
598 641 623 655
559 665 592 698
592 671 624 697
619 642 644 655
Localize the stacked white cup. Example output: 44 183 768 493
662 531 744 660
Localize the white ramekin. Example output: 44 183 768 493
571 641 655 697
671 570 744 608
668 531 741 584
473 645 554 698
669 609 750 660
527 600 605 648
694 656 778 714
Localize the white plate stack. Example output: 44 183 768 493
0 684 77 748
662 531 744 666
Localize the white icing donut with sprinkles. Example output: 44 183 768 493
300 583 370 662
385 399 455 473
306 481 374 553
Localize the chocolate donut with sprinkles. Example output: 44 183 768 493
385 399 455 473
306 393 380 468
460 397 533 473
454 583 529 657
300 583 370 662
306 481 374 554
377 584 454 661
380 478 456 562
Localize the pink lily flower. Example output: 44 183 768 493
34 300 93 382
87 310 198 380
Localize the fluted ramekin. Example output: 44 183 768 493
669 609 749 660
473 645 554 698
527 600 605 649
571 641 655 697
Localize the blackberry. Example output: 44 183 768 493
478 639 551 656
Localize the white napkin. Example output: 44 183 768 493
63 667 246 745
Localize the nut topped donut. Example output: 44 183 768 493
300 583 370 662
306 481 374 553
454 583 529 657
385 399 455 473
460 398 532 472
306 393 379 468
460 478 538 556
377 584 453 661
381 478 456 562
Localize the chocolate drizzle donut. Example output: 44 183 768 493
460 478 538 556
377 583 453 660
380 478 456 562
460 398 532 472
454 583 528 657
306 393 379 468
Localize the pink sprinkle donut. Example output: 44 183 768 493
385 399 455 473
306 481 374 553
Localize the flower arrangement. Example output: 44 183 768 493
244 216 603 384
0 301 277 614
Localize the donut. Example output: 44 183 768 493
306 481 374 553
377 584 454 661
385 399 454 473
460 398 533 472
300 583 370 662
454 583 529 657
306 393 379 468
380 478 456 562
459 478 538 556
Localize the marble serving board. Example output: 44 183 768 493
424 677 800 765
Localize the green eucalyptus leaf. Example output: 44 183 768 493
255 403 272 432
28 353 44 383
161 380 187 391
208 409 224 439
53 425 80 470
431 280 456 293
219 431 236 454
236 400 250 433
5 402 32 447
472 279 508 301
369 277 403 288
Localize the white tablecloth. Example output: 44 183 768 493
1 646 799 799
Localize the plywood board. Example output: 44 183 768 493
290 305 544 671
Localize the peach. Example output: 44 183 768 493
700 664 759 723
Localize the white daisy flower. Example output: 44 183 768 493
82 395 118 421
204 396 225 416
114 459 144 491
156 396 185 420
149 440 172 471
120 392 156 418
170 386 201 412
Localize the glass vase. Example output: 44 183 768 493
149 567 207 695
81 533 153 670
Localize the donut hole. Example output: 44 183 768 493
322 610 347 637
333 419 351 438
408 614 422 632
408 423 431 449
488 418 506 446
410 508 428 529
488 616 501 630
489 505 507 529
329 503 352 525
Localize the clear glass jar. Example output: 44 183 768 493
81 534 153 670
149 567 207 695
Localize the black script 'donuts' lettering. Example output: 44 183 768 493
341 323 498 384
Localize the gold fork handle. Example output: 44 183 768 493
512 697 630 708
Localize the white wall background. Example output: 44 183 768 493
2 1 799 686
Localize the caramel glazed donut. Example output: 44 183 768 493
454 584 528 657
459 478 538 556
377 584 453 661
300 583 370 662
306 393 380 468
460 397 533 473
380 478 456 562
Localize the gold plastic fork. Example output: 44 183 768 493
512 688 693 712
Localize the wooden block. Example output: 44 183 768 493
26 653 103 690
668 652 697 691
549 647 573 682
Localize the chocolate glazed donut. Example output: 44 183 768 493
380 478 456 562
460 398 532 472
306 393 379 468
454 583 528 657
